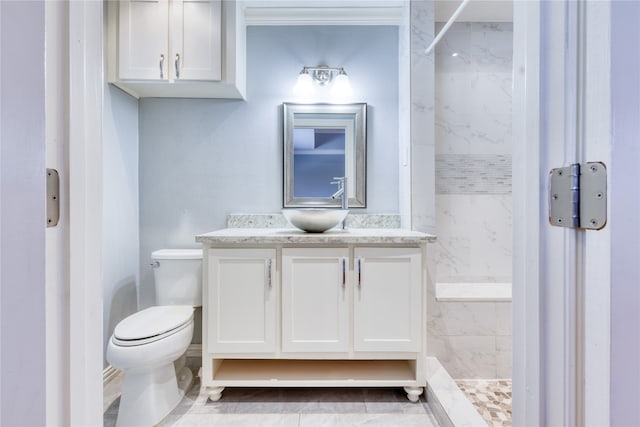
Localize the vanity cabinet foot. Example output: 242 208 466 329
205 386 225 402
403 386 424 403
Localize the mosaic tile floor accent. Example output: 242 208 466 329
455 379 512 427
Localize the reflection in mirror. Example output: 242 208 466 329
293 127 346 197
283 103 366 208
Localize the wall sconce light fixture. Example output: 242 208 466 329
294 65 352 98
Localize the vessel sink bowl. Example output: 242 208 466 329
282 209 349 233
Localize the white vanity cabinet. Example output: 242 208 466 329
197 228 433 403
107 0 246 98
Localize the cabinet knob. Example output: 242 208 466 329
159 54 165 79
175 53 181 79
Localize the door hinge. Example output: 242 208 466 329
549 162 606 230
46 168 60 227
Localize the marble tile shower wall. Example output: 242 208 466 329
428 22 513 379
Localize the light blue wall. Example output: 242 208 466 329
103 85 139 366
138 25 399 307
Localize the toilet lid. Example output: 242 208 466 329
113 306 194 341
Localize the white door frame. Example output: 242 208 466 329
62 0 622 425
512 0 542 423
45 1 69 424
513 1 611 425
581 2 611 425
66 1 103 425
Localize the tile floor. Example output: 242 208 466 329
455 379 512 427
104 365 440 427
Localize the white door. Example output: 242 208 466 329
282 248 349 353
171 0 222 81
353 248 421 353
118 0 169 81
1 2 48 425
207 249 276 354
608 2 640 425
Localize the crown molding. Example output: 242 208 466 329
243 1 405 26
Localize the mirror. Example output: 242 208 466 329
283 103 366 208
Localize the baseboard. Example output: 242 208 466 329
103 365 121 386
186 343 202 358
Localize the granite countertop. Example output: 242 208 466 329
196 228 437 245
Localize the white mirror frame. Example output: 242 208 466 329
283 103 366 208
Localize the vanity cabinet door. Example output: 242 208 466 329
353 247 421 352
118 0 170 81
207 249 276 354
282 248 349 353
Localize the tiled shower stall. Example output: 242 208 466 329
430 19 513 387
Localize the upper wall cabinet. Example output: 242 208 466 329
108 0 246 99
118 0 221 81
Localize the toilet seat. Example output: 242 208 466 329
112 306 193 347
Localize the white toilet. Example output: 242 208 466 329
107 248 202 427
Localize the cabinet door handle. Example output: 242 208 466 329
357 258 362 287
267 259 273 289
175 53 180 79
341 258 346 286
159 54 165 79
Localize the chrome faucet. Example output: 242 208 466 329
331 176 348 229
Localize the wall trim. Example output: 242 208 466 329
103 365 121 387
244 5 404 26
186 343 202 359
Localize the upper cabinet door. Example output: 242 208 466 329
282 248 350 353
118 0 169 81
171 0 222 81
353 247 422 353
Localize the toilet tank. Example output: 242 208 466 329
151 249 203 307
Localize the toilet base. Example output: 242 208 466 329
115 363 193 427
